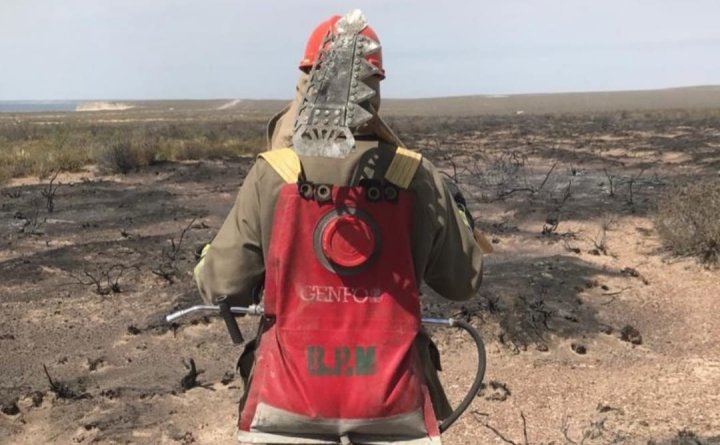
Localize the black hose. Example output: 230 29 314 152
438 319 486 433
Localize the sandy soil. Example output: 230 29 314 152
1 113 719 445
76 102 135 112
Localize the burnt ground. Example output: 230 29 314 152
1 111 719 444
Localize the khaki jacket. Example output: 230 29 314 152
196 142 483 307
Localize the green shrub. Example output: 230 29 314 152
130 138 162 166
0 141 45 177
0 115 268 178
655 179 720 264
97 140 141 174
0 138 92 179
0 166 10 184
37 145 92 178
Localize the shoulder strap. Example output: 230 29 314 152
260 146 422 188
258 148 301 184
384 147 423 189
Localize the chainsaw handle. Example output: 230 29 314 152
217 296 244 345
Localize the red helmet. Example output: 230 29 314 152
299 15 385 79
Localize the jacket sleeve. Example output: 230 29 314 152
195 163 265 306
412 159 483 301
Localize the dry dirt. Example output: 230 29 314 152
1 111 719 445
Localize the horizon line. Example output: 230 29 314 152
2 83 719 103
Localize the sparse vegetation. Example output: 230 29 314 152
67 264 139 295
97 140 144 174
179 358 206 392
152 218 196 284
42 364 89 400
40 170 60 212
19 197 46 235
0 115 266 181
655 179 720 265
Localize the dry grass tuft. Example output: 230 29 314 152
0 117 266 182
655 179 720 265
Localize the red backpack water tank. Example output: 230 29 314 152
238 175 439 444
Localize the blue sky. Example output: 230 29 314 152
1 0 719 100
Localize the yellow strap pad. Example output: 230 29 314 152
385 147 422 189
258 148 301 184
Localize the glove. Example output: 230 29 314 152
193 243 211 280
444 178 493 254
443 178 475 231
